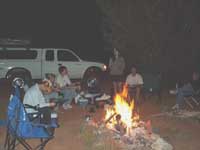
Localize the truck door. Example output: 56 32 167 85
42 49 59 78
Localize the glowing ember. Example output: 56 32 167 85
104 85 140 134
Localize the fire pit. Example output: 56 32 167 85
85 85 173 150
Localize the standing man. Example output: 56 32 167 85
109 48 126 95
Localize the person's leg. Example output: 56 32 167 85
118 81 123 93
135 86 141 104
62 88 77 107
113 81 117 94
38 107 52 124
37 107 55 135
128 87 136 103
44 92 59 102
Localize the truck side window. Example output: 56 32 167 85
6 50 37 59
57 50 78 61
46 50 54 61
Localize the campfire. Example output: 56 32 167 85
104 85 140 135
96 85 173 150
84 85 173 150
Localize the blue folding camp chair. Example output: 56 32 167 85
184 89 200 109
4 78 58 150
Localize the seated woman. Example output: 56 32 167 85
173 71 200 110
23 80 56 124
125 65 144 104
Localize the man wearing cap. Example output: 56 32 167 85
23 80 56 124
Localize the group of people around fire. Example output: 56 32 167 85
22 48 145 124
23 48 144 111
22 47 200 124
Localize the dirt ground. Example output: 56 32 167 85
0 78 200 150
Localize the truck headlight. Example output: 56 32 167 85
103 64 107 71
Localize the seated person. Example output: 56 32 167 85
44 73 60 102
125 66 144 103
56 66 80 109
173 71 200 110
23 80 56 124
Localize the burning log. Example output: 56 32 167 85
103 85 143 136
104 112 117 124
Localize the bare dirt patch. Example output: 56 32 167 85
0 80 200 150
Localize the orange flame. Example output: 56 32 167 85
105 85 139 132
121 84 128 98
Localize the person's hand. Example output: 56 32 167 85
49 102 56 107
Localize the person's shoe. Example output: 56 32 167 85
172 104 179 110
96 94 111 101
67 104 72 109
169 89 177 95
62 104 68 110
80 91 84 96
172 104 181 115
63 104 72 110
172 106 180 115
75 94 81 104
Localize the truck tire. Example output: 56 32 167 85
6 69 32 87
82 67 102 90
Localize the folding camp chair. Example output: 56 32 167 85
4 80 58 150
184 89 200 109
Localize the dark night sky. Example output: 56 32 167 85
0 1 106 62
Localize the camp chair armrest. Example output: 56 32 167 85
24 104 39 110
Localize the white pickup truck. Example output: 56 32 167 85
0 47 107 85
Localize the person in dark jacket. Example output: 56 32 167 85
173 71 200 110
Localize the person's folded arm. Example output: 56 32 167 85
38 95 56 108
39 102 55 108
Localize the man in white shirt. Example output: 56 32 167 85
56 66 79 109
23 80 56 124
23 80 55 113
56 71 71 88
125 66 144 103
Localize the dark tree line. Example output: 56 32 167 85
97 0 200 86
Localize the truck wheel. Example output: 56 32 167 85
82 67 102 90
7 71 32 87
